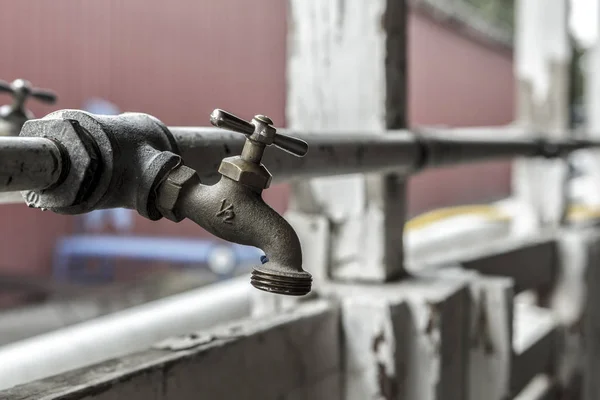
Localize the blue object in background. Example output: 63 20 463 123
53 235 264 283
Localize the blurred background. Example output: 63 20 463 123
0 0 593 322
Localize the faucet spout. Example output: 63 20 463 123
156 165 312 296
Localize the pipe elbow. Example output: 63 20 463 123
175 176 312 296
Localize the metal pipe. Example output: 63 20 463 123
1 123 599 198
0 191 25 204
170 126 599 183
0 275 252 391
0 136 64 191
421 135 542 167
169 127 422 185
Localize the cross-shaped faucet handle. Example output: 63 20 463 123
210 109 308 158
0 79 57 107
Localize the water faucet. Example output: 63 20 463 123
14 107 311 295
155 109 313 296
0 79 57 136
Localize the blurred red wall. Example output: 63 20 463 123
0 1 514 277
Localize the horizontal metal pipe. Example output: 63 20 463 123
170 126 600 184
0 136 63 191
170 127 422 185
2 124 600 201
422 135 542 167
0 275 252 391
0 191 25 204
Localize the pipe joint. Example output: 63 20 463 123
20 110 180 218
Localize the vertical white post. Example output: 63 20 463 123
584 229 600 399
583 0 600 205
286 3 473 398
513 0 571 233
582 3 600 399
286 0 408 283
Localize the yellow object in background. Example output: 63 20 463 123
405 205 510 232
567 204 600 223
405 203 600 233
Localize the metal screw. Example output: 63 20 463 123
254 115 273 125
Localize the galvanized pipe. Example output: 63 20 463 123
0 275 252 391
170 127 422 185
0 123 597 199
0 136 64 191
170 126 595 184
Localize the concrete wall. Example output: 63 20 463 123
0 1 514 276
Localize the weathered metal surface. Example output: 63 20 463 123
156 110 312 296
0 275 253 391
210 109 308 159
0 136 64 192
0 190 24 203
20 110 180 218
163 169 311 296
2 117 600 201
169 127 420 186
208 109 308 191
0 79 56 137
0 300 340 400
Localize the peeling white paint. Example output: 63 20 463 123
287 0 406 281
581 0 600 206
515 0 569 103
570 0 598 48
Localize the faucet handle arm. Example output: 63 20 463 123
273 133 308 157
210 109 254 136
0 79 58 106
0 80 12 94
211 108 308 158
31 88 57 104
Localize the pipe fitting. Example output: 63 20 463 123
20 110 180 218
156 164 199 222
218 156 272 190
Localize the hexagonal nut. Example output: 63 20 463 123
218 157 272 190
20 117 99 211
156 165 200 222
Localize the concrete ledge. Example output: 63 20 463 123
582 228 600 400
410 233 557 293
512 303 558 396
1 299 340 400
514 375 559 400
322 275 470 399
426 268 514 400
